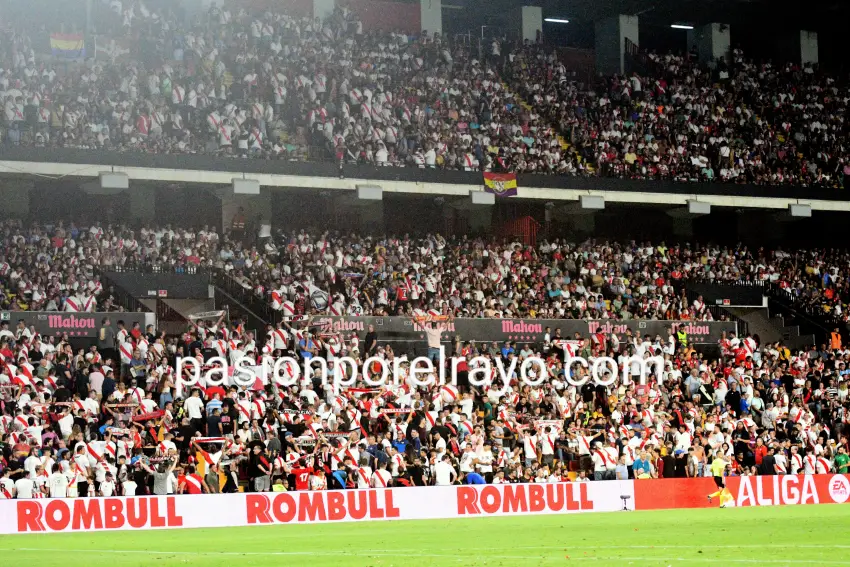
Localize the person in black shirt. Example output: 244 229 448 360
187 333 203 359
408 456 427 486
55 358 73 390
207 408 223 437
101 371 117 401
222 389 238 414
174 418 195 453
219 406 235 436
781 374 795 397
53 382 71 404
515 396 530 416
760 446 777 475
432 422 451 443
363 325 378 356
75 367 90 399
72 409 88 435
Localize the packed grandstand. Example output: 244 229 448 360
0 0 849 504
0 221 848 498
1 0 848 186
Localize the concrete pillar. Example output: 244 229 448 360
569 212 595 236
671 216 694 239
420 0 442 36
358 202 384 234
519 6 542 43
128 185 155 223
468 205 493 233
800 30 818 65
595 14 639 76
687 23 730 64
314 0 335 21
0 181 31 217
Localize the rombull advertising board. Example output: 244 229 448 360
2 476 846 534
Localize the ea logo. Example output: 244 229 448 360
828 475 850 503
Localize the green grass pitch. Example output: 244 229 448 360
1 505 848 566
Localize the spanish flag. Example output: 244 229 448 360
50 33 86 59
483 172 518 197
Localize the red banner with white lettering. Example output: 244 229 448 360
634 473 850 509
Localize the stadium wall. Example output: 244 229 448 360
2 474 848 534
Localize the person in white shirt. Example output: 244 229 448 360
539 426 557 467
591 442 609 480
773 449 788 474
23 450 40 479
0 470 15 498
370 462 392 488
47 464 69 498
522 431 538 467
459 446 476 474
14 475 35 499
434 455 457 486
433 431 447 462
184 389 205 428
476 444 494 482
100 472 117 497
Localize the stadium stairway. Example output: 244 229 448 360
97 270 153 314
680 281 814 350
724 306 814 350
763 287 838 350
210 270 273 337
136 298 214 336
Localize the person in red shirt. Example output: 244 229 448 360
291 460 314 491
753 437 768 466
180 465 209 494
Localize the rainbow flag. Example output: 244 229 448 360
483 172 518 197
50 33 86 59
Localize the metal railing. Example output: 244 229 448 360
155 298 190 336
211 269 276 329
704 280 840 345
680 286 748 337
106 264 207 275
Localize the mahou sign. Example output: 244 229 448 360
310 316 736 346
3 475 846 534
7 312 148 339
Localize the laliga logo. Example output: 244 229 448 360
828 475 850 504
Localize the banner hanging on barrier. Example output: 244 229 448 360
1 481 625 534
2 312 150 339
1 475 847 534
634 473 850 509
307 316 737 346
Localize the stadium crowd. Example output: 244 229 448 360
1 2 848 186
0 246 848 499
5 218 850 323
507 45 850 185
0 219 788 319
1 0 850 502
